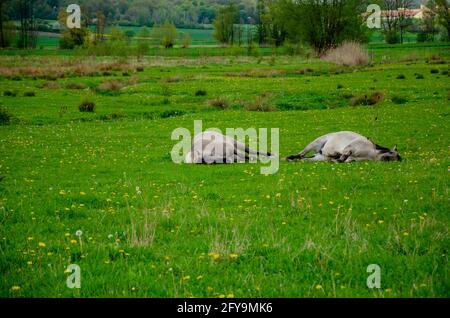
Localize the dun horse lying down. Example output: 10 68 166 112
185 131 273 164
286 131 401 162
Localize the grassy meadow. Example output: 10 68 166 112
0 44 449 298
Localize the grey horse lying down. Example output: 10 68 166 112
185 131 273 164
286 131 401 162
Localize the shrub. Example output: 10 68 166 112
3 90 17 97
430 69 439 74
97 80 124 92
208 98 229 110
385 31 400 44
349 91 385 106
391 96 408 104
24 91 36 97
66 82 87 90
322 42 370 66
245 96 276 112
195 89 207 97
79 100 96 112
396 74 406 79
0 107 12 125
40 81 60 89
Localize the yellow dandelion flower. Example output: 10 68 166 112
80 192 86 196
27 261 33 266
182 275 191 281
208 252 220 261
227 293 235 298
70 239 77 244
11 286 21 292
315 284 323 290
27 237 34 241
275 193 281 198
38 242 46 248
218 294 226 298
229 253 239 259
378 220 384 224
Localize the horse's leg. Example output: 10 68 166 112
301 154 327 162
286 136 328 161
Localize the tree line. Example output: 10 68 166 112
1 0 449 53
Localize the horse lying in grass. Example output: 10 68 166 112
185 131 273 164
286 131 401 162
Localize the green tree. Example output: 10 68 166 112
213 3 239 45
153 22 177 48
278 0 367 54
181 32 192 48
429 0 450 40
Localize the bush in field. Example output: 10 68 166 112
153 22 177 48
195 89 207 96
60 28 88 49
385 31 400 44
349 91 385 106
245 96 276 112
391 96 408 104
182 32 192 48
208 98 229 110
0 107 12 125
66 82 87 90
3 90 17 97
79 99 96 112
322 42 370 66
24 91 36 97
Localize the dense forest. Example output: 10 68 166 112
4 0 259 28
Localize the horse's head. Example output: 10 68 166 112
378 145 401 161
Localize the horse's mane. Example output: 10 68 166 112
375 144 390 153
367 137 390 153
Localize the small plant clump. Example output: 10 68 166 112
79 99 96 112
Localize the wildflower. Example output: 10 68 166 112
227 293 235 298
208 252 220 261
315 284 323 290
80 192 86 196
182 275 191 281
27 237 34 241
108 234 113 239
11 286 21 292
378 220 384 224
27 261 33 266
218 294 226 298
70 239 77 244
229 253 239 259
275 193 281 198
75 230 83 237
38 242 46 248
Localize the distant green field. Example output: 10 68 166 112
0 46 449 297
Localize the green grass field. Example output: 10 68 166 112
0 44 449 298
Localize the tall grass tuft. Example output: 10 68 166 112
322 42 370 66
